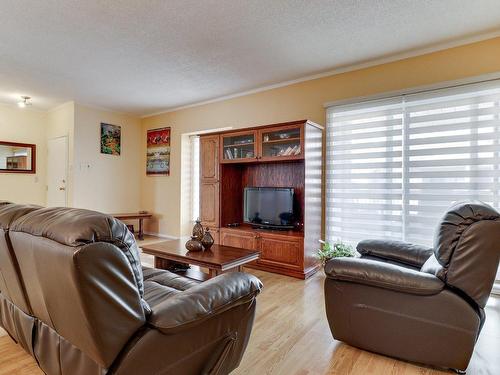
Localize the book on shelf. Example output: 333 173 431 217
225 148 233 159
277 145 301 156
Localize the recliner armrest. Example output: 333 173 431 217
357 239 433 268
148 272 262 334
324 257 444 295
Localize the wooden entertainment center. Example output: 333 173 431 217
199 119 323 279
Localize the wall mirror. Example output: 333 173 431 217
0 141 36 174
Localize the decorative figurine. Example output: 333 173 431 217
192 218 204 240
185 236 203 252
201 227 215 250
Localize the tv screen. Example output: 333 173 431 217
243 187 294 228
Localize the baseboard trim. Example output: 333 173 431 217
143 231 179 240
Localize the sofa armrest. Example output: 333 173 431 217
357 239 433 268
324 257 444 295
148 272 262 334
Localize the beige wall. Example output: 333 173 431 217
0 101 143 213
72 104 141 213
142 37 500 237
0 104 47 205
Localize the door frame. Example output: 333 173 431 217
47 135 69 207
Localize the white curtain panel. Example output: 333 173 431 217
326 80 500 256
190 135 200 222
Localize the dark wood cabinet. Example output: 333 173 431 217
200 120 323 279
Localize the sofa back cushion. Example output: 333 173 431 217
0 203 41 313
8 207 147 368
427 201 500 307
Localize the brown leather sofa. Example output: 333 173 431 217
324 201 500 373
0 203 262 375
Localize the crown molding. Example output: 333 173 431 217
142 30 500 119
46 101 75 113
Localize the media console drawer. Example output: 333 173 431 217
220 228 259 250
220 227 303 270
258 234 302 269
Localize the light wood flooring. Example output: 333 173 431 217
1 237 499 374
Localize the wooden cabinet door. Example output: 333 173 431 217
200 135 219 181
200 182 219 228
258 233 303 269
220 228 258 250
220 130 258 163
258 123 304 162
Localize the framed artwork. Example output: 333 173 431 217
100 123 121 155
146 127 171 176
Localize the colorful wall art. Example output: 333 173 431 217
146 127 171 176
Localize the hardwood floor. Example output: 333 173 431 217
1 267 499 374
0 332 42 375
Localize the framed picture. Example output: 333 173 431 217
100 123 121 155
146 127 171 176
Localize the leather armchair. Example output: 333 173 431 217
324 201 500 373
0 204 262 375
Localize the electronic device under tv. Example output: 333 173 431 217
243 187 295 229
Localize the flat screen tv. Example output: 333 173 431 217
243 187 295 229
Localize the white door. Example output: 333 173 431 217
47 136 68 207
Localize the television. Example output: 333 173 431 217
243 187 295 229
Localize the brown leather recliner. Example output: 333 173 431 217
324 201 500 373
0 203 262 375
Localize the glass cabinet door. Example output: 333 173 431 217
221 131 257 163
259 124 303 161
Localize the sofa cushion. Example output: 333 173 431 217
10 207 145 298
142 267 200 309
0 204 41 230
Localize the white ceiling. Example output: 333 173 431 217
1 0 500 116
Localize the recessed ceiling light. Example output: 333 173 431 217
17 96 32 108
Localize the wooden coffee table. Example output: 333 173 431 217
141 238 260 280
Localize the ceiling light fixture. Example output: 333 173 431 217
17 96 32 108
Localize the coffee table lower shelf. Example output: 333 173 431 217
154 258 246 281
142 239 260 282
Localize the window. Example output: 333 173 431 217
326 80 500 249
190 135 200 221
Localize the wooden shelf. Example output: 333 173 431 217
223 143 254 148
262 137 300 144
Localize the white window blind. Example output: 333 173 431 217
326 80 500 249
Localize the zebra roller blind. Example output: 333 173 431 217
326 80 500 247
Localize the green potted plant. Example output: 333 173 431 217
317 239 356 266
